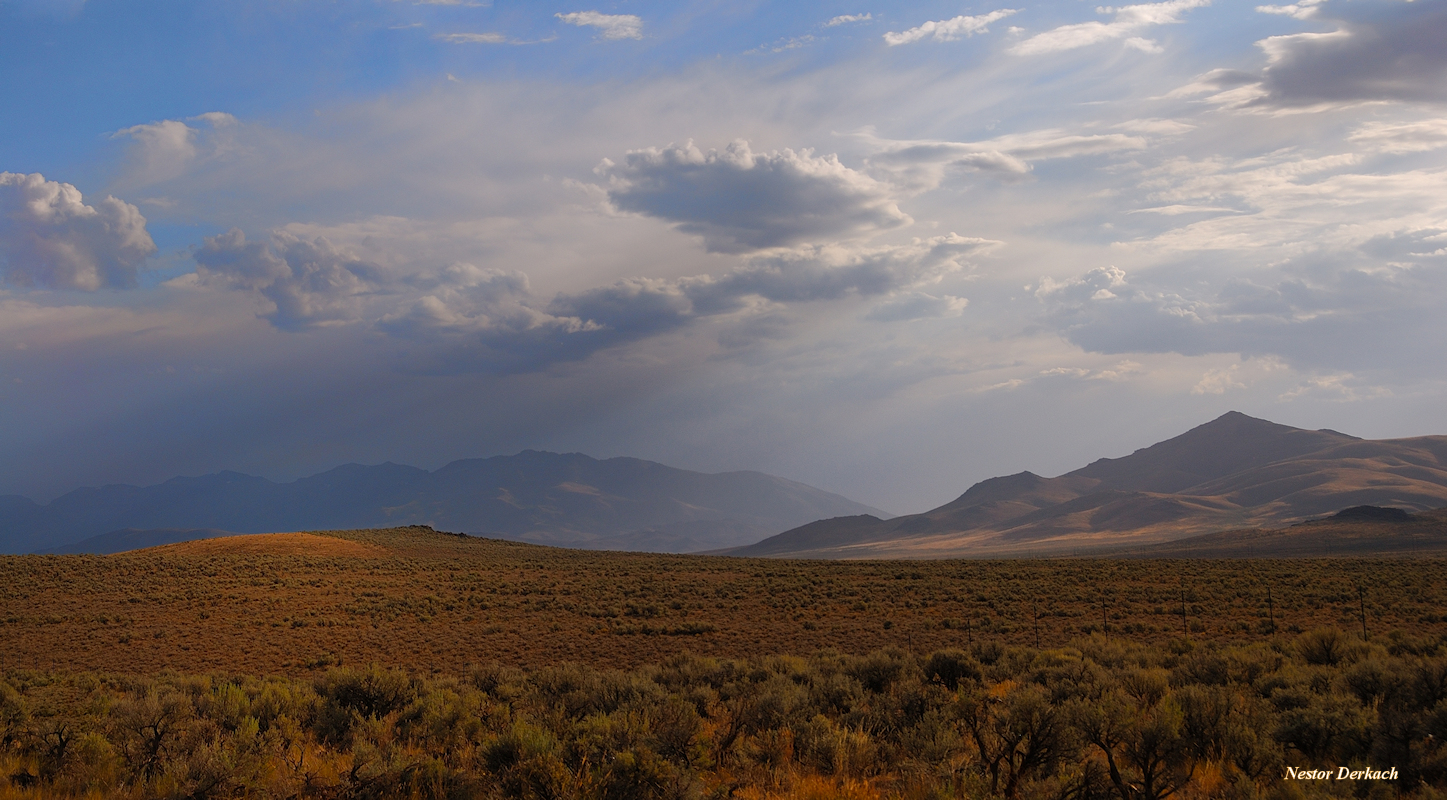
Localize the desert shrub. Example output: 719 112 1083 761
111 688 195 783
482 723 569 800
6 633 1447 798
469 661 527 700
794 714 878 778
847 648 912 694
198 681 252 732
1296 628 1349 667
0 680 27 752
1070 691 1192 800
806 669 863 717
972 641 1006 666
1172 649 1231 687
1341 657 1410 706
924 649 982 691
397 683 491 757
314 664 414 745
646 697 704 767
1415 657 1447 708
956 682 1065 798
1119 668 1171 709
1173 684 1235 761
1273 691 1370 762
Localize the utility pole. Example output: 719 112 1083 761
1266 586 1275 634
1032 601 1041 649
1101 592 1109 634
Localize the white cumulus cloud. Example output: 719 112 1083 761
0 172 156 290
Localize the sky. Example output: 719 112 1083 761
2 0 1446 514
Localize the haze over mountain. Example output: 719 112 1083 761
0 451 886 555
733 412 1447 558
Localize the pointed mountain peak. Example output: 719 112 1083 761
1066 411 1357 493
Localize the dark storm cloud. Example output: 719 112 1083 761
417 233 998 373
598 139 911 253
196 216 996 374
1247 1 1447 109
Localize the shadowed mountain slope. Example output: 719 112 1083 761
731 412 1447 559
1108 506 1447 558
0 451 886 554
39 528 244 555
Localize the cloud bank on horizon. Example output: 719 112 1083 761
1 0 1445 513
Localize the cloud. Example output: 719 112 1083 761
883 10 1017 46
548 234 993 336
825 13 872 28
112 112 237 186
1348 119 1447 154
192 216 995 372
1191 364 1244 394
1218 1 1447 111
862 128 1148 190
193 229 392 329
1279 373 1391 402
863 291 968 322
435 32 555 44
1255 0 1324 21
747 35 816 55
408 234 997 371
1032 244 1447 375
1123 37 1163 54
555 11 642 40
1010 0 1209 56
597 139 910 253
0 172 156 290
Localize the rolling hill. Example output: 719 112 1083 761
732 411 1447 558
0 451 887 554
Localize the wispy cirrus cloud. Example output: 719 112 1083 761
883 9 1017 45
860 128 1148 190
1348 120 1447 155
1010 0 1208 56
434 32 555 44
556 11 642 40
825 13 872 27
1255 0 1324 21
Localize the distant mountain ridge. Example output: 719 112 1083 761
732 412 1447 558
0 451 887 554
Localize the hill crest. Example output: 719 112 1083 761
731 412 1447 559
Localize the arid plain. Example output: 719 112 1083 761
4 527 1444 676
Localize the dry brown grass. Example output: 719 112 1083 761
153 532 388 558
1 525 1444 677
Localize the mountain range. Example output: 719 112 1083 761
731 411 1447 558
1 451 886 555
